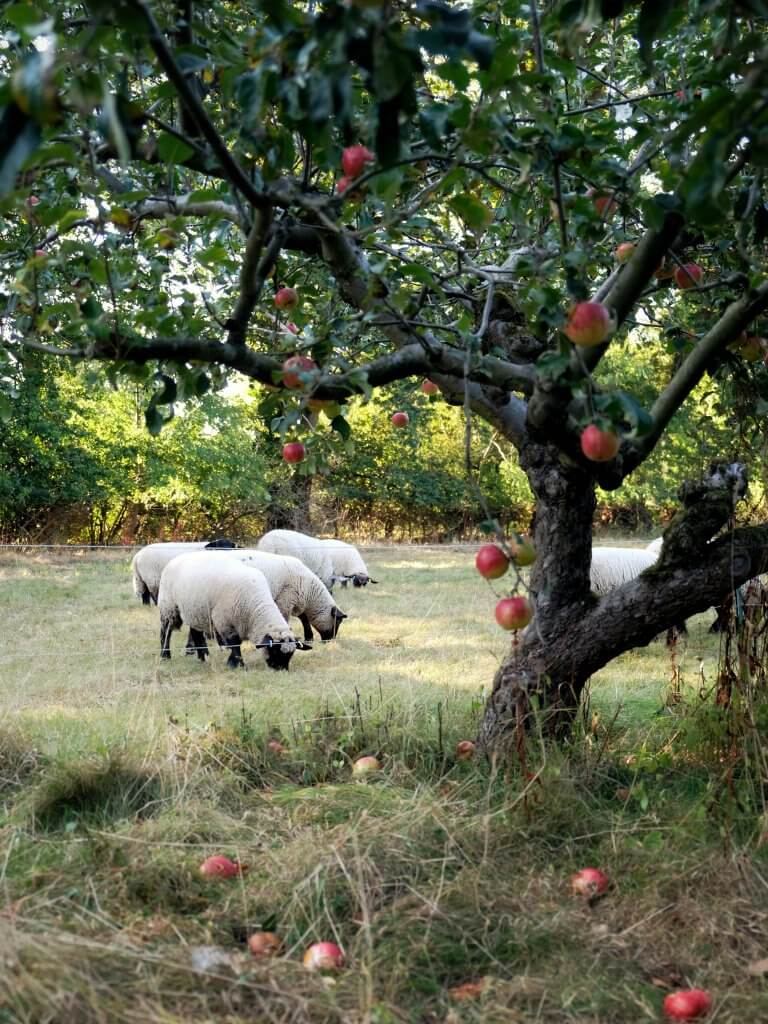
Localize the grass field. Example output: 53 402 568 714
1 544 768 1023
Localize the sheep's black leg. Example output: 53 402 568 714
186 628 209 662
140 587 151 606
160 612 180 660
298 612 314 642
216 630 244 668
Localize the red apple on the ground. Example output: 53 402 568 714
674 263 703 289
475 544 509 580
510 535 536 567
615 242 635 263
200 855 242 879
274 286 299 310
570 867 609 898
303 941 345 972
587 188 618 218
581 425 620 462
564 301 612 347
282 442 306 464
282 354 317 389
456 740 476 761
421 379 439 395
495 596 533 630
342 144 374 178
247 931 283 958
267 739 287 754
352 755 381 777
663 989 712 1020
391 411 409 428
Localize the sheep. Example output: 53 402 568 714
590 546 659 595
256 529 378 590
213 549 347 642
131 539 236 605
317 539 378 588
157 552 305 670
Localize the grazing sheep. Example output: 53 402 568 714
256 529 377 591
157 553 303 670
131 539 236 605
590 546 659 595
645 537 663 557
317 539 378 588
256 529 337 590
215 549 347 641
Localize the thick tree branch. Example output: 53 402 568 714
126 0 270 211
622 281 768 472
226 209 276 346
135 195 245 228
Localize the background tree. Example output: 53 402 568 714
2 0 768 748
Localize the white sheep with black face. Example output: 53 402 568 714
256 530 377 591
215 549 346 641
157 553 305 671
131 539 236 604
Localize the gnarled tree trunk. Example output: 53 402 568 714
478 459 768 751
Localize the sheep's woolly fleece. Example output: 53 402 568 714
158 553 297 653
256 529 337 591
132 542 210 604
590 546 658 595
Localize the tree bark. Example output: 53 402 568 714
478 460 768 752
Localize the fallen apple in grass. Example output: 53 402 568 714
303 941 345 972
564 301 613 347
673 263 703 290
421 379 439 395
247 931 283 959
267 739 288 754
200 855 243 879
282 354 317 389
282 442 306 464
456 740 476 761
391 411 409 428
662 989 712 1020
274 286 299 310
495 596 533 630
570 867 609 899
352 755 381 777
475 543 509 580
580 424 620 463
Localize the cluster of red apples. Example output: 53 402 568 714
475 537 535 631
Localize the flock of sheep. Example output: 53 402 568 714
131 531 742 672
130 529 376 671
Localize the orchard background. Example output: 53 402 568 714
4 1 768 1018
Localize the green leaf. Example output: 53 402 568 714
330 414 351 440
449 194 493 232
156 132 195 164
0 393 12 422
57 209 88 232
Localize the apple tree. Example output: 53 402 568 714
2 0 768 748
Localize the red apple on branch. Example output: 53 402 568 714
495 596 533 630
673 263 703 290
282 354 317 389
391 411 409 428
421 379 439 395
587 188 618 218
580 425 620 462
342 144 374 178
475 544 509 579
282 442 306 464
510 535 536 567
274 286 299 310
564 302 613 347
615 242 635 263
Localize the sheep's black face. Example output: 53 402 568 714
319 607 347 641
352 574 369 587
261 635 294 671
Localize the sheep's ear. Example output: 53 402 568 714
333 607 348 621
368 578 379 584
260 634 273 649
